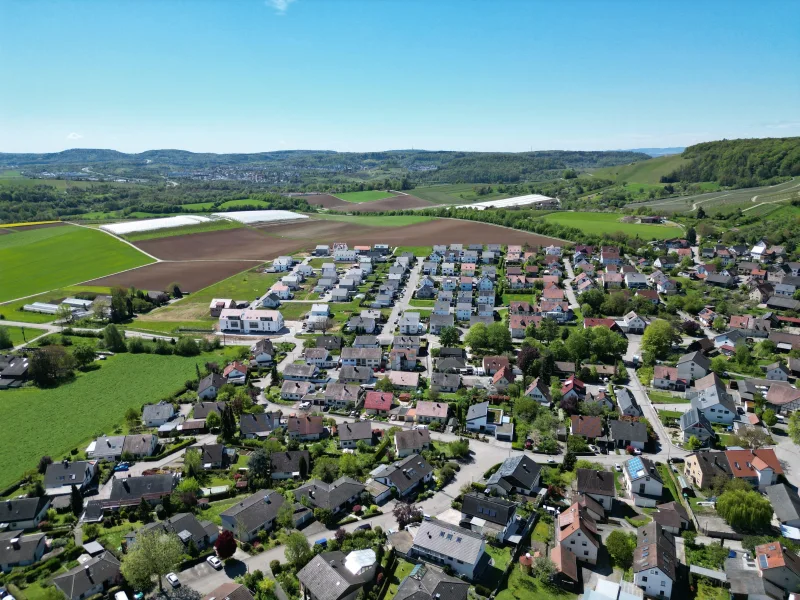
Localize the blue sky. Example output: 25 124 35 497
1 0 798 153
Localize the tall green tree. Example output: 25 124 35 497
70 484 83 517
0 327 12 350
103 324 127 352
248 449 270 482
716 489 772 531
641 319 678 362
120 531 184 592
438 326 460 347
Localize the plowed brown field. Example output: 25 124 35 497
298 194 349 208
84 261 256 292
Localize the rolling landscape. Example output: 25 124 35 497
2 3 800 600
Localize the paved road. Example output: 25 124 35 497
378 259 423 345
561 257 580 309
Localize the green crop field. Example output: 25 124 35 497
0 349 231 489
0 325 41 347
593 154 687 185
134 266 281 333
218 199 271 209
0 224 154 303
122 218 242 242
311 214 435 227
333 190 395 203
181 201 215 211
541 212 679 239
409 183 511 204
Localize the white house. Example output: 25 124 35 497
219 309 284 333
334 249 357 262
556 502 600 565
142 402 175 427
676 351 710 383
624 457 663 507
400 312 422 334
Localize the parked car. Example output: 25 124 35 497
114 463 130 472
615 464 622 472
166 573 180 588
207 556 222 570
315 538 328 548
356 523 372 531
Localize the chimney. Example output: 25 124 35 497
63 459 69 468
11 537 20 549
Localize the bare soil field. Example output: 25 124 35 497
298 194 350 208
264 218 565 246
84 261 255 292
133 228 311 261
328 194 433 212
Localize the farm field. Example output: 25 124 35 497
181 201 215 211
0 325 40 347
327 194 435 212
296 194 350 209
410 183 513 204
0 286 112 323
310 214 435 227
333 190 394 203
0 223 154 303
540 212 680 239
0 349 230 490
122 218 242 242
85 260 258 296
593 154 687 185
132 266 282 333
219 199 271 209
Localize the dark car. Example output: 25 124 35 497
356 523 372 531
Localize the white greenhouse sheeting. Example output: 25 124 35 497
100 215 211 235
213 210 308 224
456 194 557 210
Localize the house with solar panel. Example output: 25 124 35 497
623 457 663 507
409 520 488 580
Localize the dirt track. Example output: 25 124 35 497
3 222 68 231
84 261 257 293
299 194 350 208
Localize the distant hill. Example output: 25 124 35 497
662 137 800 187
624 147 685 157
593 154 687 185
0 148 648 184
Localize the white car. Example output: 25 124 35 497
207 556 223 570
632 448 642 455
166 573 180 588
615 464 622 472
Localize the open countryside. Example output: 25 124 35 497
0 223 154 302
541 211 680 239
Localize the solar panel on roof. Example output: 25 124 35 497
758 554 769 569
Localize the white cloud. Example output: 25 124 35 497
66 132 83 140
265 0 296 14
764 120 800 130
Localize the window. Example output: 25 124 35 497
661 581 666 587
642 577 648 582
570 540 575 545
584 551 588 556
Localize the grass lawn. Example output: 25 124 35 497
694 582 729 600
123 218 242 242
333 190 394 203
395 245 432 256
0 224 154 302
496 565 578 600
134 266 280 333
502 293 535 304
219 199 272 209
0 285 113 323
648 390 690 404
717 433 737 447
278 302 315 321
310 214 435 227
540 212 679 240
386 558 416 599
200 498 242 525
97 521 137 551
0 325 42 347
484 544 513 588
408 299 435 308
657 464 681 504
0 349 229 490
532 520 552 543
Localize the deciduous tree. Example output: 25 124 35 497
121 530 184 592
214 530 237 559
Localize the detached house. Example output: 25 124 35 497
634 522 677 599
576 468 615 512
525 378 552 406
295 477 365 515
623 456 663 507
460 493 518 542
394 429 431 458
287 415 324 441
725 448 783 490
371 455 433 498
338 421 374 449
220 490 286 542
677 351 710 383
486 455 542 496
557 502 600 565
409 520 487 581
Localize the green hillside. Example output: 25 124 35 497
593 154 687 185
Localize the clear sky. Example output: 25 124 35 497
1 0 798 154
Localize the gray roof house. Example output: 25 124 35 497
765 483 800 528
0 531 47 573
460 493 517 542
44 460 96 495
52 553 121 600
220 490 285 542
198 373 227 399
270 450 310 480
431 372 460 393
410 520 488 580
338 421 374 448
394 564 468 600
296 477 365 514
127 512 217 549
371 455 433 497
193 401 226 420
142 401 175 427
298 550 377 600
616 388 641 417
608 420 648 450
109 473 176 505
394 429 432 457
486 455 542 496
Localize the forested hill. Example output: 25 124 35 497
0 148 648 183
661 137 800 187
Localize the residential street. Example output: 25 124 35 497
561 257 580 309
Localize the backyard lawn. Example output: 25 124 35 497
96 522 137 551
385 558 416 599
0 224 154 302
496 565 578 600
0 349 230 490
0 325 41 347
200 498 242 525
648 390 690 404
